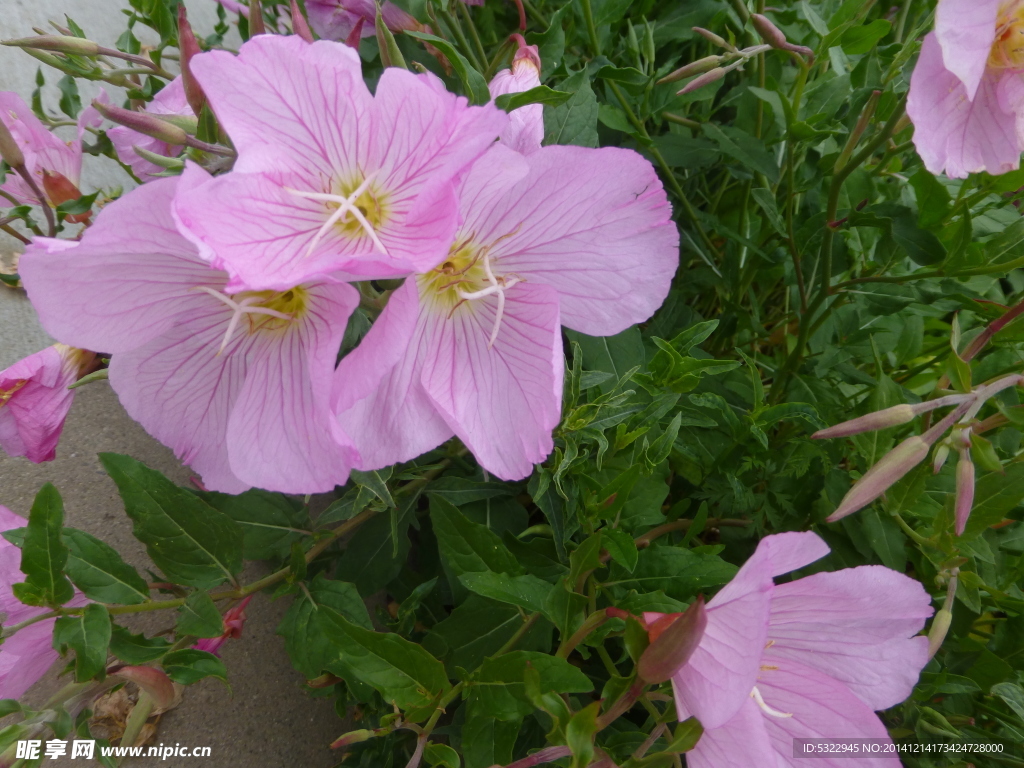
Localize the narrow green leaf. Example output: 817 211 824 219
162 649 228 685
601 528 638 573
16 483 74 608
543 69 598 147
405 30 489 104
53 603 112 682
63 528 149 605
458 571 553 615
494 85 571 111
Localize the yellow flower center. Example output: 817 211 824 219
0 380 28 408
195 285 309 354
990 1 1024 68
286 172 391 257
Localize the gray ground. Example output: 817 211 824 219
1 2 343 765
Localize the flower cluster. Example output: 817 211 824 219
7 34 678 493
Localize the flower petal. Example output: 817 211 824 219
0 618 62 699
683 698 775 768
0 91 82 203
109 77 190 182
334 280 454 470
420 281 563 480
0 345 78 463
20 177 219 352
908 33 1022 178
489 59 543 155
227 282 360 493
765 565 933 710
935 0 1000 100
461 145 679 336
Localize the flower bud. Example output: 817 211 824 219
933 442 951 474
812 404 915 440
677 67 727 96
3 35 100 57
177 5 206 117
111 665 176 711
42 170 90 223
658 56 723 86
290 0 315 43
638 595 707 684
692 27 736 52
331 729 373 749
955 452 975 536
510 33 541 72
250 0 267 36
827 436 930 522
928 573 957 658
0 119 25 169
750 14 814 57
92 100 189 145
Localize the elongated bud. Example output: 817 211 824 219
3 35 100 56
955 452 975 536
933 442 951 474
750 14 814 57
249 0 267 36
828 436 930 522
0 119 25 169
177 5 206 116
375 3 408 69
692 27 736 52
928 573 957 658
290 0 315 42
638 596 707 684
92 100 188 145
111 666 176 711
677 67 726 96
345 16 365 49
813 404 915 440
658 55 723 85
132 145 186 171
331 729 373 749
42 170 90 223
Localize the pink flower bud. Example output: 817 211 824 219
658 56 724 86
692 27 736 52
827 435 930 522
510 33 541 72
331 729 373 749
4 35 100 57
638 595 707 684
750 14 814 57
42 170 89 223
955 452 975 536
290 0 315 42
92 100 188 146
0 119 25 169
111 665 177 711
812 404 915 439
177 5 206 117
677 67 727 96
250 0 267 36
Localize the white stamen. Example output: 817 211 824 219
194 286 293 354
452 252 521 348
750 686 792 718
286 171 387 257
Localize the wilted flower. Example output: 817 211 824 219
643 532 933 767
174 35 507 291
0 505 89 699
0 344 94 463
334 144 678 480
907 0 1024 178
20 172 359 494
305 0 425 41
194 596 253 656
488 35 543 155
107 78 193 182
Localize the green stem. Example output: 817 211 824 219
891 511 935 548
522 0 549 29
439 8 483 73
580 0 601 56
458 2 488 72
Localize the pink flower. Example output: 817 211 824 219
907 0 1024 178
644 532 934 767
333 144 678 480
213 0 248 17
108 77 193 182
0 505 88 699
173 35 507 291
0 344 93 463
488 35 543 155
0 92 97 208
20 169 359 494
193 596 252 656
305 0 424 41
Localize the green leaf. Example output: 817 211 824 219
962 463 1024 540
56 74 81 118
318 607 451 715
666 717 704 752
62 528 149 605
567 701 601 768
430 496 521 577
0 701 21 719
350 468 396 508
606 545 736 601
992 682 1024 721
909 169 951 229
468 651 593 720
849 203 946 266
53 604 112 682
494 86 571 112
458 571 554 615
177 590 224 639
15 483 74 608
462 712 519 768
702 123 779 184
199 489 309 561
278 574 371 679
424 743 460 768
861 508 906 571
162 649 228 685
334 511 410 594
601 528 638 573
565 326 643 392
568 533 604 588
543 69 599 148
109 624 173 665
594 64 649 86
752 187 786 235
428 477 512 506
100 454 243 588
841 19 891 55
405 31 490 105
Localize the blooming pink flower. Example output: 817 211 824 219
488 35 543 155
0 344 93 463
907 0 1024 178
108 77 193 182
0 92 98 209
20 169 359 494
305 0 425 41
644 532 934 767
173 35 506 292
193 596 252 656
0 505 89 699
333 144 678 480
